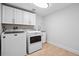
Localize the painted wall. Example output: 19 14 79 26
34 14 44 31
44 3 79 51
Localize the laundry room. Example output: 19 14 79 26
0 0 79 57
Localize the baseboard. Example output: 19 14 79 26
48 41 79 55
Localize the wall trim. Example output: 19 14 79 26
48 41 79 55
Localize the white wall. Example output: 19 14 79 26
44 3 79 52
35 14 44 31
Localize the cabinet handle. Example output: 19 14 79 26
3 36 6 38
14 34 17 36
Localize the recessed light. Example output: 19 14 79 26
33 3 49 8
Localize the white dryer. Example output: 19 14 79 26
26 30 42 54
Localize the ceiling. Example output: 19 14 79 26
7 3 71 17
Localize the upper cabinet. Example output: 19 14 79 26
14 9 23 24
23 11 29 25
2 5 36 25
2 5 14 24
23 11 36 25
29 13 36 25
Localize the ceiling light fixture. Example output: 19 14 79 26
33 3 49 8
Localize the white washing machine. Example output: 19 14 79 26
1 30 27 56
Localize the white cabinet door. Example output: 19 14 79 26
14 9 23 24
31 13 36 25
23 11 29 25
2 5 14 24
29 13 36 25
42 32 46 43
